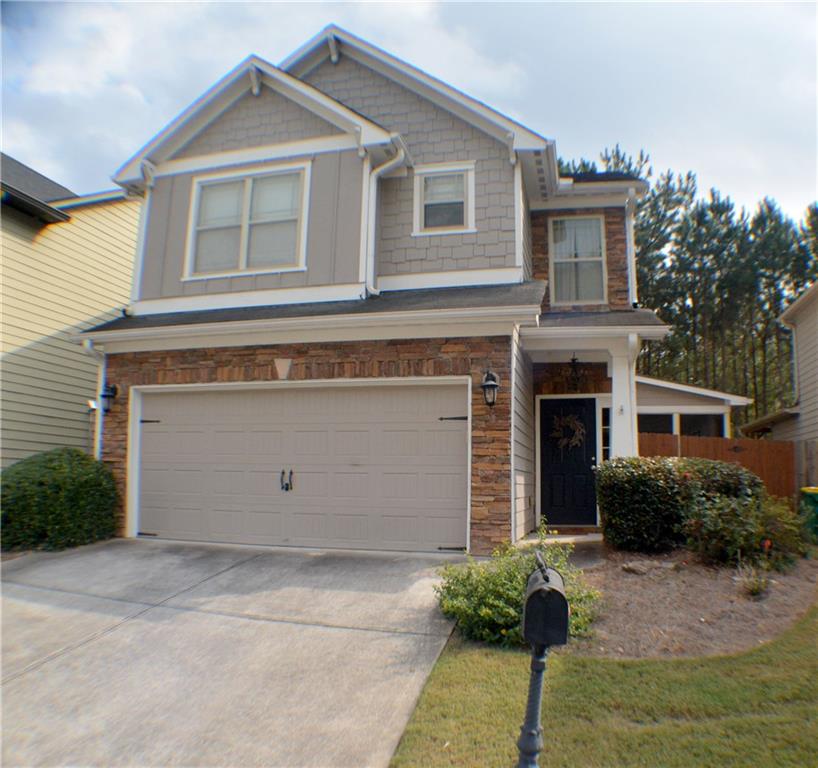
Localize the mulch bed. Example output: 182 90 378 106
569 549 818 659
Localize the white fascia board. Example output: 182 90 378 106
532 193 635 211
53 189 128 209
130 283 366 316
521 324 670 343
281 26 549 152
780 282 818 325
81 305 541 352
377 267 523 292
635 375 752 406
155 135 360 179
113 53 392 188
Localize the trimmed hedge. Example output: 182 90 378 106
595 457 688 552
1 448 117 550
676 457 765 500
596 456 805 565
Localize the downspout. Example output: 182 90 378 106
82 339 106 460
366 141 406 295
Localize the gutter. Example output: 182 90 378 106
78 304 544 344
1 184 70 223
365 139 407 295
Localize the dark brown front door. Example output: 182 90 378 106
539 398 597 526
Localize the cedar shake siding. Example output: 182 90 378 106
172 88 342 159
531 208 630 312
304 56 517 276
102 336 514 554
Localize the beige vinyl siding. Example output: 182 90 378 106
512 331 535 538
1 199 140 467
792 295 818 441
635 382 726 408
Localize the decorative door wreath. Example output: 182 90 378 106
550 414 586 452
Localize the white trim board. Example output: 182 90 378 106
124 376 473 553
281 26 548 153
635 375 752 406
130 283 366 315
155 135 358 179
114 55 392 189
377 267 523 292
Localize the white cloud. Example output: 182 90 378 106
1 2 814 219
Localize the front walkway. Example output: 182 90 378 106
2 539 455 767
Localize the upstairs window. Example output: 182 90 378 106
412 162 476 236
549 216 606 304
187 163 309 279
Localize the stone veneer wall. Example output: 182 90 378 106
102 337 513 554
533 362 610 396
530 208 630 312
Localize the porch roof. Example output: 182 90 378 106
537 309 666 328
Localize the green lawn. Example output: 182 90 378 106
392 602 818 768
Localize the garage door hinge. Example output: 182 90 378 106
138 532 158 536
438 546 467 551
438 416 467 421
140 419 161 424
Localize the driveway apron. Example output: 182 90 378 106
2 539 455 767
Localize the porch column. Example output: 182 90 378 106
610 335 639 457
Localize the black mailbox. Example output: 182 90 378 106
522 555 569 648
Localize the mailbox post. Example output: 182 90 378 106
516 551 569 768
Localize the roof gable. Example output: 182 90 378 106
113 55 393 190
171 87 343 160
281 26 549 154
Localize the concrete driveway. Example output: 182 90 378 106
2 539 456 767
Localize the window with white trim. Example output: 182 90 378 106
549 217 606 304
412 163 475 235
189 166 307 277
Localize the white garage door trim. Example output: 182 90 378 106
125 376 473 551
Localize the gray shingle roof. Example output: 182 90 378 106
537 309 665 328
1 154 74 201
87 281 547 334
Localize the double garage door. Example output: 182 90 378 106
138 383 468 552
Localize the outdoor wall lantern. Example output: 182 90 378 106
100 384 118 413
480 370 500 407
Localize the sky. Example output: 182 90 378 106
2 1 816 221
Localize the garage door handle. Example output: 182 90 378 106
280 469 294 492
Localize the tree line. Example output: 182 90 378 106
560 148 818 425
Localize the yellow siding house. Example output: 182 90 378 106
1 154 140 466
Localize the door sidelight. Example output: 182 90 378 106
280 469 294 492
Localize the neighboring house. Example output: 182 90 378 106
743 282 818 486
635 376 751 438
82 26 672 555
1 154 141 467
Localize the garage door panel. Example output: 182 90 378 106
139 384 468 552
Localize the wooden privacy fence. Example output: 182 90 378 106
638 433 796 498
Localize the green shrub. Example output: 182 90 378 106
1 448 117 550
435 533 599 647
595 457 688 552
684 492 805 567
677 458 764 500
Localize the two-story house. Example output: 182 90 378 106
1 154 140 467
83 26 668 554
744 281 818 487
